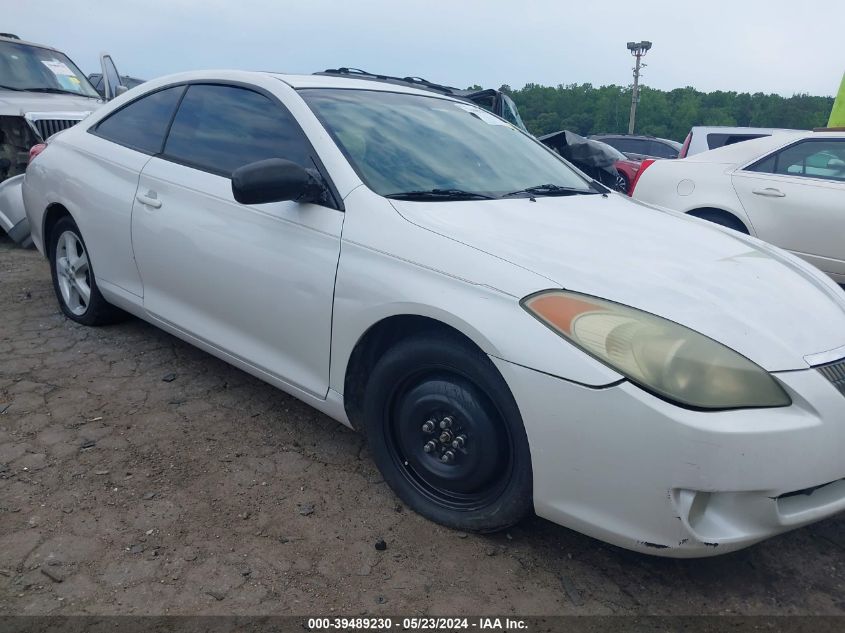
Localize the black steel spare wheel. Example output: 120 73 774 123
390 373 511 509
362 331 533 532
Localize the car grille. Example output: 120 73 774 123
817 359 845 396
31 118 80 140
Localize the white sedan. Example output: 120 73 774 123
22 71 845 557
632 130 845 284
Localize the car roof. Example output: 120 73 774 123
684 130 844 163
271 72 463 99
593 133 670 141
0 34 61 52
690 125 802 134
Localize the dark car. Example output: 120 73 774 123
317 67 528 132
590 134 681 161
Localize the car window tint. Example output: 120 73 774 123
164 84 313 177
759 140 845 182
748 154 777 174
607 138 646 155
648 140 678 158
93 86 185 154
707 133 767 150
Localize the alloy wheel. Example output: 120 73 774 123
55 230 92 316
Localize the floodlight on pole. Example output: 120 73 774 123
627 40 652 134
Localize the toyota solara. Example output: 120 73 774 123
22 71 845 557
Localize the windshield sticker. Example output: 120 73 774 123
453 102 509 126
56 75 82 91
41 59 76 77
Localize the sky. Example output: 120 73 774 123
6 0 845 97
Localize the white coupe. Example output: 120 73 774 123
22 71 845 557
632 130 845 284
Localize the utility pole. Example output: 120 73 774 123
626 40 652 134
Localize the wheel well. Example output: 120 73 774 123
42 203 71 254
686 207 749 234
343 315 484 430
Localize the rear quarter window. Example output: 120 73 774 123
92 86 186 154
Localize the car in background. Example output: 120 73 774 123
590 133 681 161
23 70 845 557
317 67 528 132
88 72 144 98
0 33 103 244
600 142 641 194
0 36 126 245
679 126 801 158
539 130 641 194
632 129 845 283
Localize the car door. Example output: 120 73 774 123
99 53 127 100
731 137 845 279
130 83 344 397
76 84 186 297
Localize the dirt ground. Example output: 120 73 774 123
1 233 844 617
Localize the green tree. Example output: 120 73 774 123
507 83 833 140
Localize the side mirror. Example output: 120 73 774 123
231 158 326 205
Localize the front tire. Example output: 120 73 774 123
614 172 629 194
49 216 125 326
361 331 533 532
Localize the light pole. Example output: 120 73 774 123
626 40 652 134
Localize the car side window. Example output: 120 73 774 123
92 86 185 154
648 141 678 159
748 140 845 182
604 138 637 154
162 84 313 177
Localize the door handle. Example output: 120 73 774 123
751 187 786 198
136 192 162 208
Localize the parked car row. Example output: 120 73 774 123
19 68 845 558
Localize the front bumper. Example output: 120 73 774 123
0 174 31 246
493 357 845 557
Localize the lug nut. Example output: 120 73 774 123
441 450 456 464
422 419 436 433
451 434 467 449
439 430 453 444
439 416 453 430
423 440 437 453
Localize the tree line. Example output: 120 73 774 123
501 83 834 141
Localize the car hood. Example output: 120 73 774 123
391 194 845 372
0 91 101 116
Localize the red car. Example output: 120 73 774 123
609 151 642 195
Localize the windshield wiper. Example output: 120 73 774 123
503 183 596 198
0 84 24 91
386 188 495 201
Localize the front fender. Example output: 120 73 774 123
329 240 623 396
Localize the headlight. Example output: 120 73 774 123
522 290 791 410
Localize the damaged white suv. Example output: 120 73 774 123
0 33 124 245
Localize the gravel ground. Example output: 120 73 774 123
1 233 844 616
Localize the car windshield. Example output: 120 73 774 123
0 40 99 98
300 88 592 198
